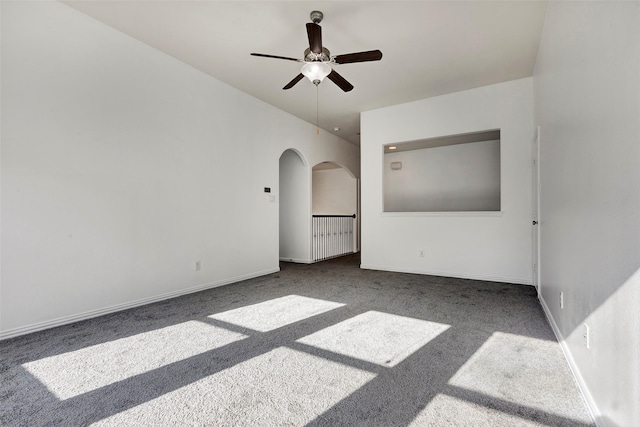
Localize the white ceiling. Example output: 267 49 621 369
63 1 548 145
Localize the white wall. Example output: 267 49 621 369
534 2 640 426
312 167 357 216
384 140 501 212
0 1 358 338
361 78 533 284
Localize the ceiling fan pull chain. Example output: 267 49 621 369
316 83 320 135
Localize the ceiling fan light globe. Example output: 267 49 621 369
301 62 331 83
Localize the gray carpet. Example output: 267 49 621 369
0 254 593 426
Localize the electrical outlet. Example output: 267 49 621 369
195 260 201 271
419 250 425 258
560 291 564 309
583 323 590 349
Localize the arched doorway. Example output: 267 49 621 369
311 162 360 261
279 149 310 263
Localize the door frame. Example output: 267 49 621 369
532 125 541 293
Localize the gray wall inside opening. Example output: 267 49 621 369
384 130 501 212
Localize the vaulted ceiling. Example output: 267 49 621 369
63 1 548 145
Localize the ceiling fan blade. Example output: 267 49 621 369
306 23 323 54
327 70 354 92
251 53 301 62
333 50 383 64
283 73 305 90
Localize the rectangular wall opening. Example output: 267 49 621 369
383 130 501 212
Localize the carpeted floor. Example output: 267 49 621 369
0 254 593 426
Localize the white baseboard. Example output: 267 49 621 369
359 264 532 285
0 267 279 341
538 295 601 426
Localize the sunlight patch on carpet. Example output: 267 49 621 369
93 346 376 426
22 321 247 400
208 294 345 332
448 331 593 424
296 311 449 367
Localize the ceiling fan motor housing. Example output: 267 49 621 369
304 47 331 62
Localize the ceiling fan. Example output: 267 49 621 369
251 11 383 92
